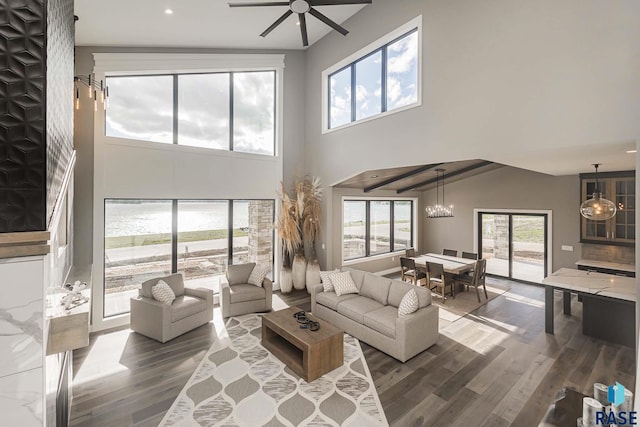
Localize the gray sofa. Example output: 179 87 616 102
130 273 213 343
311 268 439 362
221 263 273 318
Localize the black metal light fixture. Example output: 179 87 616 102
580 164 616 220
74 74 108 111
425 168 454 218
228 0 372 47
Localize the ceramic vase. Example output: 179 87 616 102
292 250 307 290
279 266 293 294
305 247 321 293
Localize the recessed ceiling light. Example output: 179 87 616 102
371 175 378 178
164 8 173 15
296 20 300 26
626 150 637 154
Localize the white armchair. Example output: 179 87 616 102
130 273 213 343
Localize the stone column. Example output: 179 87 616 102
248 201 274 268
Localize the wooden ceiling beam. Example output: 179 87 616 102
396 160 493 194
363 163 443 193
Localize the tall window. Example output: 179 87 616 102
326 20 420 131
343 199 414 261
106 71 276 156
104 199 274 317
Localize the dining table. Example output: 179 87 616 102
410 253 476 275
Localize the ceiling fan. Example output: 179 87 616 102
228 0 372 47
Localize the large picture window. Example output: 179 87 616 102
343 199 415 261
106 71 276 156
104 199 274 317
325 18 420 131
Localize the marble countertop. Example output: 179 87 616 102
542 268 636 302
575 259 635 273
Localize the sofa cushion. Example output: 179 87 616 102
227 263 256 285
229 284 266 303
320 269 340 292
141 273 185 299
341 267 365 291
248 265 270 287
331 272 359 296
388 280 431 308
151 280 175 305
398 289 419 316
363 305 398 338
315 291 358 311
337 296 384 324
360 274 392 305
171 295 207 322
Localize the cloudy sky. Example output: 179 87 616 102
105 71 275 156
330 30 418 128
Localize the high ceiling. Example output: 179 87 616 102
336 160 504 192
74 0 367 49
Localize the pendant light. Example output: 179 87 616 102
579 164 616 220
426 168 454 218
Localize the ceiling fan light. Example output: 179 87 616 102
290 0 310 13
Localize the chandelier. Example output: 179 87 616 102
426 168 454 218
74 74 108 111
579 163 616 220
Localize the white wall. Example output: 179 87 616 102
303 0 640 269
73 50 307 331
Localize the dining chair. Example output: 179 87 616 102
400 257 426 286
442 249 458 257
455 259 488 302
405 247 416 258
426 261 454 302
461 251 479 260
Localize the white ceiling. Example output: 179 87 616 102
74 0 367 50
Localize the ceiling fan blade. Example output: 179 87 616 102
308 8 348 35
260 9 294 37
311 0 372 5
299 13 309 47
229 2 289 7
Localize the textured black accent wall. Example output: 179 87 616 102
0 0 47 232
0 0 74 233
46 0 74 225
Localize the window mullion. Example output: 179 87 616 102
365 201 371 257
381 47 388 113
350 64 356 123
228 201 234 265
229 73 234 151
389 201 394 253
172 200 178 272
173 75 178 145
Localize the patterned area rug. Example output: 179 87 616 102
160 313 388 426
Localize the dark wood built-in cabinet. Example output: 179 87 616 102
579 170 635 246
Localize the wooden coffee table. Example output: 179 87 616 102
261 307 343 382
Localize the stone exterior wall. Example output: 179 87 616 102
248 200 274 271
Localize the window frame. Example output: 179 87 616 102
322 16 422 133
103 198 275 318
105 70 277 156
92 52 284 158
341 197 417 263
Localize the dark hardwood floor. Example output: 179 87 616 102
69 280 635 426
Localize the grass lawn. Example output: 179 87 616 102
105 228 248 249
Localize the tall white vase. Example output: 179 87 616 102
280 266 293 294
292 252 307 290
305 246 321 294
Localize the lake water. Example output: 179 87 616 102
105 200 250 237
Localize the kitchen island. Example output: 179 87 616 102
542 268 635 347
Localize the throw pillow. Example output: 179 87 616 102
248 265 270 287
398 289 419 316
331 271 359 296
151 280 176 305
320 269 339 292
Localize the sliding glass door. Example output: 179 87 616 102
479 212 547 283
